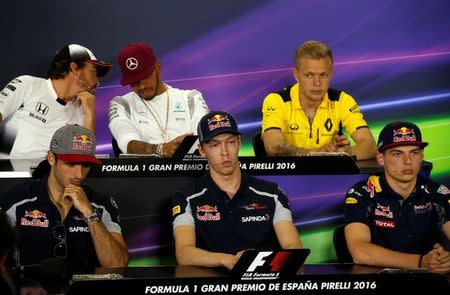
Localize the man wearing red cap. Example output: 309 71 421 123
0 124 128 273
108 43 209 157
0 44 112 159
343 121 450 273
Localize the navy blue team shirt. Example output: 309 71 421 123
0 176 122 273
172 172 295 254
344 174 450 254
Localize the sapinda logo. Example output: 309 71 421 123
246 251 293 272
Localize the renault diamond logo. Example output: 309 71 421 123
126 57 138 70
35 102 49 115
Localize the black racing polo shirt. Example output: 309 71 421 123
0 176 122 273
344 174 450 254
172 172 294 254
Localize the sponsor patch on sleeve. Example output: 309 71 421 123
172 205 181 216
345 197 358 204
437 185 450 195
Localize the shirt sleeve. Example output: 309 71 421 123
273 184 293 224
0 76 32 120
95 195 122 233
261 93 286 134
108 96 141 153
343 183 372 226
338 92 368 136
171 188 195 230
187 90 209 133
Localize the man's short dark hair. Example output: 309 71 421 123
46 46 85 80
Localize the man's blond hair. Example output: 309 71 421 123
295 40 333 68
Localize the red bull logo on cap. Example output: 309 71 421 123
207 114 231 131
392 127 416 143
73 135 93 144
73 134 94 152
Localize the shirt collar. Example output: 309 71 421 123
291 83 329 110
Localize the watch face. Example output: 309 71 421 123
85 209 101 223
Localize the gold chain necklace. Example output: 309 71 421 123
140 84 170 141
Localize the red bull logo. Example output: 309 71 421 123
376 204 390 212
392 127 416 143
24 209 46 219
375 204 393 218
196 204 221 221
207 114 231 131
364 176 382 198
73 135 93 144
196 204 218 213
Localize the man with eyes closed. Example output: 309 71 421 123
108 43 209 157
172 111 302 270
261 40 376 160
0 124 128 273
344 121 450 274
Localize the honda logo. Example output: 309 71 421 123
35 102 49 115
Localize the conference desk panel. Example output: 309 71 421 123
0 156 432 265
63 264 449 294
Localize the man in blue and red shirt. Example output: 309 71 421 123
344 121 450 274
172 111 303 270
0 124 128 273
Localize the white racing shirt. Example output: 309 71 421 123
108 84 209 153
0 76 83 159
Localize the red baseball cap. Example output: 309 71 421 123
118 43 157 86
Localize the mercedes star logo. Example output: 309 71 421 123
126 57 138 70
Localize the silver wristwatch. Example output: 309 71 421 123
84 209 100 224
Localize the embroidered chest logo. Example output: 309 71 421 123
21 210 49 227
374 204 394 218
241 214 270 223
240 203 267 211
174 101 185 112
196 204 221 221
35 102 49 115
29 101 49 123
289 123 299 131
324 118 333 132
374 219 396 229
413 202 432 214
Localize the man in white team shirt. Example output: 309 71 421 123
0 44 111 159
108 43 209 157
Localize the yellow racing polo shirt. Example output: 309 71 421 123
261 83 368 149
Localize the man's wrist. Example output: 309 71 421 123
84 208 101 224
418 254 424 268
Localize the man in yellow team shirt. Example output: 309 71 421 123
261 41 376 160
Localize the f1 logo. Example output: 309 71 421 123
246 251 272 271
